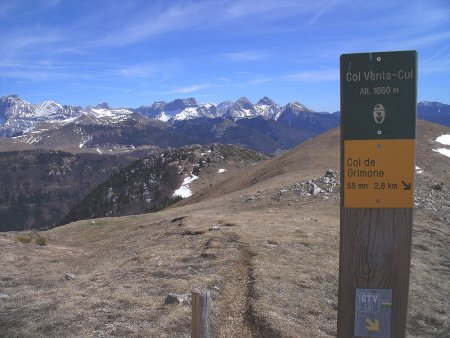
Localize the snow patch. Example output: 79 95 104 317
158 112 171 122
433 148 450 158
173 174 199 198
61 116 78 124
436 134 450 146
174 107 201 121
89 108 132 122
433 134 450 158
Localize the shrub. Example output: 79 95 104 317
16 234 33 244
16 233 48 246
35 235 48 246
192 165 200 175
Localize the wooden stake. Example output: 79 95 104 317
191 288 211 338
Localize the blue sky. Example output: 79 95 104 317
0 0 449 112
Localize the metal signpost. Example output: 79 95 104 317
338 51 417 337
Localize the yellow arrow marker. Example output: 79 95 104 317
366 318 380 332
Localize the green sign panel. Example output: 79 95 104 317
341 51 417 140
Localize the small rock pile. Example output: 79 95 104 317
164 293 191 305
0 293 10 300
239 169 340 204
62 273 76 281
292 169 340 198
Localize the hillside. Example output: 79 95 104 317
0 120 448 337
0 150 139 231
61 144 269 226
0 143 269 232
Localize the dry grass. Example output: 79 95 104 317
0 213 248 337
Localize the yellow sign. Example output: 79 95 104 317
366 318 380 332
344 139 415 208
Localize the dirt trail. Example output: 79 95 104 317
214 237 280 337
214 241 256 337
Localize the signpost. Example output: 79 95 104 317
338 51 417 337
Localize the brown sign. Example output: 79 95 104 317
344 139 415 208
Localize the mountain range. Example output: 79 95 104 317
0 95 322 136
2 95 448 156
0 94 343 154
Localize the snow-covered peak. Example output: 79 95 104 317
152 101 166 109
35 100 63 117
0 94 27 105
257 96 276 106
0 95 34 119
255 96 281 119
236 96 253 106
215 97 258 120
418 101 446 108
90 108 114 118
203 103 215 109
289 101 309 112
93 102 111 110
173 107 203 121
274 101 315 122
0 95 147 136
216 101 232 113
165 98 198 112
87 107 133 123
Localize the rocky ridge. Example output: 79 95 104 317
0 94 336 137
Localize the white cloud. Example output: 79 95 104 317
0 29 62 53
91 2 210 48
284 69 339 82
309 0 342 25
118 64 161 78
224 0 332 20
222 50 270 62
164 83 214 94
